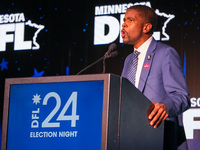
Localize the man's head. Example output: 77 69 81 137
128 5 157 34
121 5 157 48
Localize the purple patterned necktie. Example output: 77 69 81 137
127 50 140 85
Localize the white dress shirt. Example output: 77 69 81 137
134 36 153 88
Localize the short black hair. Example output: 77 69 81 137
128 5 157 34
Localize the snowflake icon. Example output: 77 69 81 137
32 94 41 105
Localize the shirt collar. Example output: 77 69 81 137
134 36 153 54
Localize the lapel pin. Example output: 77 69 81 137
147 55 151 60
144 63 149 69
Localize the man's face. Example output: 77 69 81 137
121 9 146 48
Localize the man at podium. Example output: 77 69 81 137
121 5 190 150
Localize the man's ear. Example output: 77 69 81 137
143 23 152 34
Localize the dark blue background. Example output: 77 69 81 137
0 0 200 149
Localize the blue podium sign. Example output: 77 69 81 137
2 74 164 150
4 77 106 150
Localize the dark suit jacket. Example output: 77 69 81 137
122 38 190 150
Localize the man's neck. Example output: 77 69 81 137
134 35 152 49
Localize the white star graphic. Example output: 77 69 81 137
32 94 41 105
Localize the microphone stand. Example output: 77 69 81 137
76 56 104 75
103 57 106 73
76 43 118 75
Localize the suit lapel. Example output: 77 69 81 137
138 39 157 92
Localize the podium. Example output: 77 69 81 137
1 74 163 150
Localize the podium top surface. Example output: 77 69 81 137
5 74 120 85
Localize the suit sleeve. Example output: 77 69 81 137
161 47 190 117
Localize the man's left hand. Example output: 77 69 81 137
148 102 168 128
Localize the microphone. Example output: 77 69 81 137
104 43 118 59
76 43 118 75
